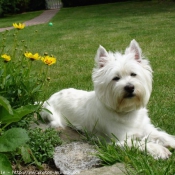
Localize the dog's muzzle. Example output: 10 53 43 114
124 84 135 98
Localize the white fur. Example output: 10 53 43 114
41 39 175 159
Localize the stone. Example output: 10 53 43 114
81 163 125 175
53 142 101 175
58 127 82 143
29 122 50 130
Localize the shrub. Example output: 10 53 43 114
0 95 39 175
28 0 46 11
0 25 56 109
61 0 126 7
0 2 3 17
16 0 30 13
0 23 58 171
28 128 62 163
0 128 30 175
0 0 46 15
0 0 29 15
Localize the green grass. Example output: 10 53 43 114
95 139 175 174
0 11 43 28
1 1 175 173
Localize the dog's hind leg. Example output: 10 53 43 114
40 101 65 128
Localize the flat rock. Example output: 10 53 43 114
53 142 101 175
58 127 82 142
29 122 50 130
81 163 125 175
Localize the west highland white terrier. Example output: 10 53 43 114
41 39 175 159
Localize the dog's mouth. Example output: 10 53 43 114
124 93 135 98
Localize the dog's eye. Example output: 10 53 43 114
131 73 137 77
112 77 120 81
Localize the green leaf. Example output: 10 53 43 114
0 153 13 175
0 104 39 124
0 128 29 152
20 146 32 164
32 84 42 94
0 96 13 115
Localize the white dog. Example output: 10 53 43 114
41 40 175 159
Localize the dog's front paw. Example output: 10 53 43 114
156 134 175 149
165 137 175 149
147 143 172 159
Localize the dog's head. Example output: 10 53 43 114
92 39 153 112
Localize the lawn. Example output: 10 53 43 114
1 1 175 174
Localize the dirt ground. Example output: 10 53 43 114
12 161 62 175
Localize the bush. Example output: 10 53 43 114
0 2 3 17
61 0 127 7
0 0 46 15
0 23 58 171
16 0 30 13
28 128 62 163
0 0 29 15
0 128 30 175
28 0 46 11
0 26 56 109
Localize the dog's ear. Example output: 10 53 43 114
95 45 109 68
125 39 142 61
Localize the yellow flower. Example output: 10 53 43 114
13 23 25 30
1 54 11 62
24 52 40 61
41 55 56 66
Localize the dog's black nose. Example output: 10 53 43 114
124 84 134 94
